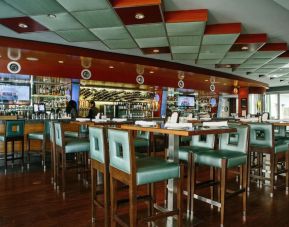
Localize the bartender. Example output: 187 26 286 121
87 100 98 120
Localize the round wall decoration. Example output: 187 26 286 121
210 84 215 92
7 61 21 74
178 80 184 88
81 69 92 80
136 75 144 84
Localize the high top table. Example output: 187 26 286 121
121 124 236 225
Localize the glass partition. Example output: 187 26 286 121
265 94 278 119
280 93 289 119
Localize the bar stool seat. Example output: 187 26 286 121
136 157 180 185
64 131 79 138
65 139 90 153
28 132 44 140
134 137 149 148
178 146 213 161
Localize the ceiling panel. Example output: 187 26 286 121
4 0 66 15
197 59 222 64
250 51 286 59
90 26 131 40
171 46 199 54
198 53 226 60
135 37 169 48
169 36 202 46
220 58 247 64
172 53 198 60
127 23 166 39
202 34 239 45
103 38 137 49
200 44 232 53
56 29 99 42
56 0 110 12
0 1 24 18
166 22 206 36
32 13 83 31
225 51 256 58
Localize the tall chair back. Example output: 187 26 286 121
54 122 64 147
219 125 249 153
108 128 134 174
191 134 215 149
5 120 24 138
249 123 273 148
136 130 149 140
89 127 106 163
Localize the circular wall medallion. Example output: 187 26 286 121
210 84 215 92
136 75 144 84
178 80 184 88
7 61 21 74
81 69 92 80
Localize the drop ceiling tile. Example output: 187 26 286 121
266 58 289 64
166 22 205 36
5 0 65 15
72 9 122 28
172 53 198 60
103 39 137 49
0 1 24 18
261 63 288 69
238 64 263 69
197 59 221 64
127 23 166 39
135 37 169 48
32 13 83 31
225 51 255 58
169 36 202 46
244 58 271 64
251 51 285 59
200 45 231 53
215 64 239 69
56 29 99 42
254 68 275 73
114 5 162 25
233 68 253 73
220 58 247 64
56 0 109 12
90 26 130 40
202 34 239 45
171 46 199 54
198 53 226 60
273 68 289 73
141 47 170 54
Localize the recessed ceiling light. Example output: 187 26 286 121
153 49 159 53
48 14 57 19
18 23 28 28
135 13 145 20
26 57 39 61
241 46 249 50
109 65 114 69
58 60 64 64
204 79 209 82
149 71 154 74
225 64 231 68
224 83 227 85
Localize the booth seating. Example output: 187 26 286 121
89 126 110 227
108 128 184 227
0 120 25 174
191 125 249 227
248 123 289 197
27 120 50 171
54 122 90 199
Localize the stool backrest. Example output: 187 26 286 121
108 128 134 174
274 125 286 137
44 120 50 136
136 130 149 140
191 134 215 149
219 125 249 153
89 127 106 164
249 123 273 148
49 121 55 143
54 122 64 147
5 120 25 138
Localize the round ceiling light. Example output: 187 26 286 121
109 65 114 69
58 60 64 64
26 57 39 61
153 49 159 53
241 46 249 50
18 23 28 28
135 13 145 20
48 14 57 19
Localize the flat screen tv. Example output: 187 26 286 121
177 96 195 107
0 83 30 104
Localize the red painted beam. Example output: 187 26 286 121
165 9 208 23
205 23 242 35
112 0 160 8
278 50 289 58
259 43 288 51
235 34 267 44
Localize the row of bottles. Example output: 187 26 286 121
34 84 68 96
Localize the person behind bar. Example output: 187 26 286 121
87 100 98 120
66 99 78 120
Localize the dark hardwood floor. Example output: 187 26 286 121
1 158 289 227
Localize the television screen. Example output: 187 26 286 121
38 103 46 112
178 96 195 107
0 84 30 104
210 97 217 107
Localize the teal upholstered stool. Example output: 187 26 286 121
89 126 110 227
54 122 90 199
108 128 183 227
134 130 150 153
191 125 249 227
249 123 289 198
0 120 25 174
49 121 57 188
64 125 89 138
27 120 50 171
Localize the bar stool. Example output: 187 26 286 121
49 121 57 188
0 120 25 174
64 125 89 138
191 125 249 227
89 126 110 226
54 122 90 199
108 128 183 227
248 123 289 197
134 130 150 156
27 120 50 171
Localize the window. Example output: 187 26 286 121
280 93 289 119
265 94 278 119
248 94 262 115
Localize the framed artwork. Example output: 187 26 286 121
241 98 247 108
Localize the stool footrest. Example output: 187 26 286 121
193 194 221 208
196 179 219 189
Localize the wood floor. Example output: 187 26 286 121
1 160 289 227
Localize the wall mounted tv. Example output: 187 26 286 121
0 83 30 104
177 96 195 107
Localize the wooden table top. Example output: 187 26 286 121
121 124 237 137
71 120 134 126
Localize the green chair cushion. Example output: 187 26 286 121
28 132 44 140
136 157 179 185
275 142 289 154
180 136 192 143
0 134 5 142
65 139 90 153
135 152 148 159
134 138 149 148
195 150 247 168
64 131 79 138
178 146 213 161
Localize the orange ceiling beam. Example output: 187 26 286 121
112 0 161 8
259 43 287 51
235 34 267 44
205 23 242 34
165 9 208 22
